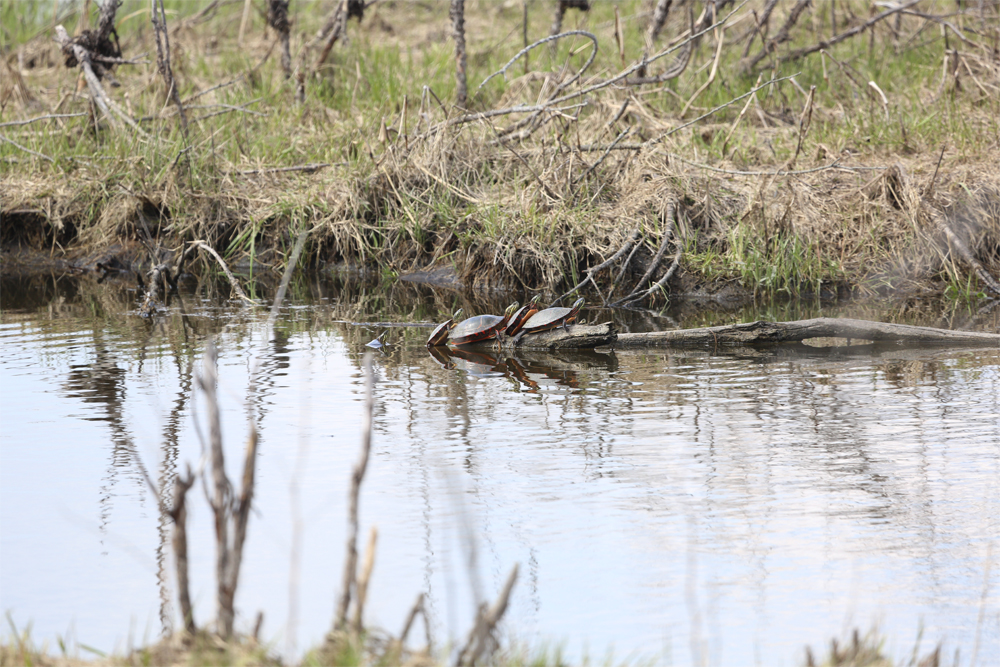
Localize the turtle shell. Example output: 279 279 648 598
426 309 462 347
449 302 518 346
518 297 585 335
505 295 542 336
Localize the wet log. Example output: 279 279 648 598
614 318 1000 349
508 323 615 350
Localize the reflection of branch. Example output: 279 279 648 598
333 352 375 632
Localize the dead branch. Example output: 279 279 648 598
455 564 519 667
556 224 642 303
0 113 88 128
333 351 375 632
620 243 682 306
54 24 144 133
477 30 598 95
745 0 811 70
397 593 425 650
451 0 468 107
679 23 726 118
647 0 674 44
614 318 1000 348
928 206 1000 297
351 526 378 635
267 225 311 327
151 0 188 136
611 202 676 306
267 0 292 79
188 241 253 304
236 162 334 175
775 0 924 66
0 133 55 163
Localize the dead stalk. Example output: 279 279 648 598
351 527 378 635
333 351 375 632
150 0 188 136
455 564 519 667
451 0 468 107
189 241 253 304
612 202 677 306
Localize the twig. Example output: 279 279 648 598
930 207 1000 297
451 0 468 107
612 202 676 306
267 224 311 327
333 351 375 632
668 153 843 176
0 113 87 128
572 127 630 187
679 23 726 118
267 0 292 79
789 84 816 167
0 134 55 163
650 73 797 145
556 224 642 302
455 564 519 667
150 0 188 136
398 593 425 648
237 162 334 175
621 242 683 306
477 30 598 95
189 240 253 303
351 527 378 634
745 0 810 70
722 73 761 154
777 0 924 65
495 133 561 201
647 0 674 44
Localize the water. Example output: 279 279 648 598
1 273 998 666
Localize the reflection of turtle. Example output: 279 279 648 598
518 298 584 335
426 309 462 348
505 295 542 337
449 303 519 346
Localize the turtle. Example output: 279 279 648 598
426 308 463 348
504 295 542 337
517 297 585 336
448 302 519 346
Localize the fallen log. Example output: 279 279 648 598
613 318 1000 349
506 323 616 350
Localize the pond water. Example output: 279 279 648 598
1 273 998 666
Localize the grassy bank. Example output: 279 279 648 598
2 0 998 303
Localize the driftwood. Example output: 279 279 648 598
613 318 1000 349
504 323 616 350
453 318 999 351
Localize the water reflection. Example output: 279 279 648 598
1 273 998 666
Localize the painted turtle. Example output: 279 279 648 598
517 297 585 335
426 308 463 348
448 302 519 346
505 295 542 337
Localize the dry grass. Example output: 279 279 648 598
2 0 999 301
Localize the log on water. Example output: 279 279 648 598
614 318 1000 349
508 323 616 350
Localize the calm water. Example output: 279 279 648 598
1 274 998 666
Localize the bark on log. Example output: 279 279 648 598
509 323 616 350
614 318 1000 349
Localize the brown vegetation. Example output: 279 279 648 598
1 0 999 307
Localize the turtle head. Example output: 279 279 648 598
571 297 585 313
451 308 463 322
528 294 542 307
503 302 519 322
